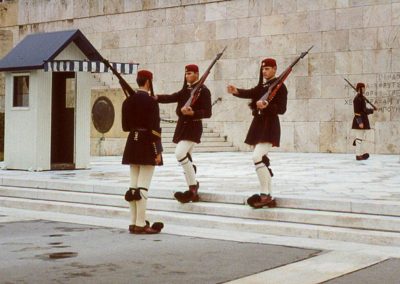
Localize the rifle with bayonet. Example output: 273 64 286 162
258 46 313 107
343 78 377 111
102 59 135 98
184 46 227 107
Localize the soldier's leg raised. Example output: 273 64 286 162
187 141 197 173
175 141 197 185
247 143 276 209
187 153 197 173
174 141 199 203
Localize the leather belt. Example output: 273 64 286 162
183 119 201 124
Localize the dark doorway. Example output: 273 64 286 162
51 72 75 170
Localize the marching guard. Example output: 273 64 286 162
227 58 287 209
122 70 164 234
155 64 212 203
352 82 375 161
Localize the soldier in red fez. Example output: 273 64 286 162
122 69 164 234
155 64 212 203
352 82 374 160
227 58 287 209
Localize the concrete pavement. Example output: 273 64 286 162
1 152 400 283
0 217 318 284
0 207 399 284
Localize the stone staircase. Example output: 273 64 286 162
90 111 238 155
1 179 400 246
160 120 237 153
90 73 238 154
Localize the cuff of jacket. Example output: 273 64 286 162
267 104 278 115
233 89 249 99
192 110 202 119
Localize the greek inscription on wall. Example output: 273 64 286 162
344 73 400 113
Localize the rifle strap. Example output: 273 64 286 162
189 86 203 106
267 70 291 102
121 87 129 98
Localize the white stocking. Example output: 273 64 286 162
252 143 273 195
175 140 196 186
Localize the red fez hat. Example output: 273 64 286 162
261 58 277 68
356 82 365 91
185 64 199 73
137 70 153 80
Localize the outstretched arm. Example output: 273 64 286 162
227 84 255 99
155 92 180 104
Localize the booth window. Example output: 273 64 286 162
13 75 29 107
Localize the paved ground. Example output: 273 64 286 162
0 212 399 284
0 219 318 284
323 258 400 284
1 152 400 283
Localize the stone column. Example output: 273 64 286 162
0 29 13 160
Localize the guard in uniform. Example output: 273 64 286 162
155 64 212 203
122 70 164 234
227 58 287 209
352 82 374 160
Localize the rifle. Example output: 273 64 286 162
161 97 222 123
343 78 377 110
102 59 136 98
259 46 313 106
184 46 227 108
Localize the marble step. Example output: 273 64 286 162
161 123 214 133
149 210 400 247
162 146 238 153
162 133 227 141
2 182 400 217
1 196 400 247
91 132 227 142
148 199 400 233
162 132 220 138
90 138 237 155
162 141 233 148
1 186 400 232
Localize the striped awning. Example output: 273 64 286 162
44 60 138 74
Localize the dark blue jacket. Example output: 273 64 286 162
122 90 163 165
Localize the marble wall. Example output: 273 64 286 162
0 29 13 113
1 0 400 154
0 26 13 159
